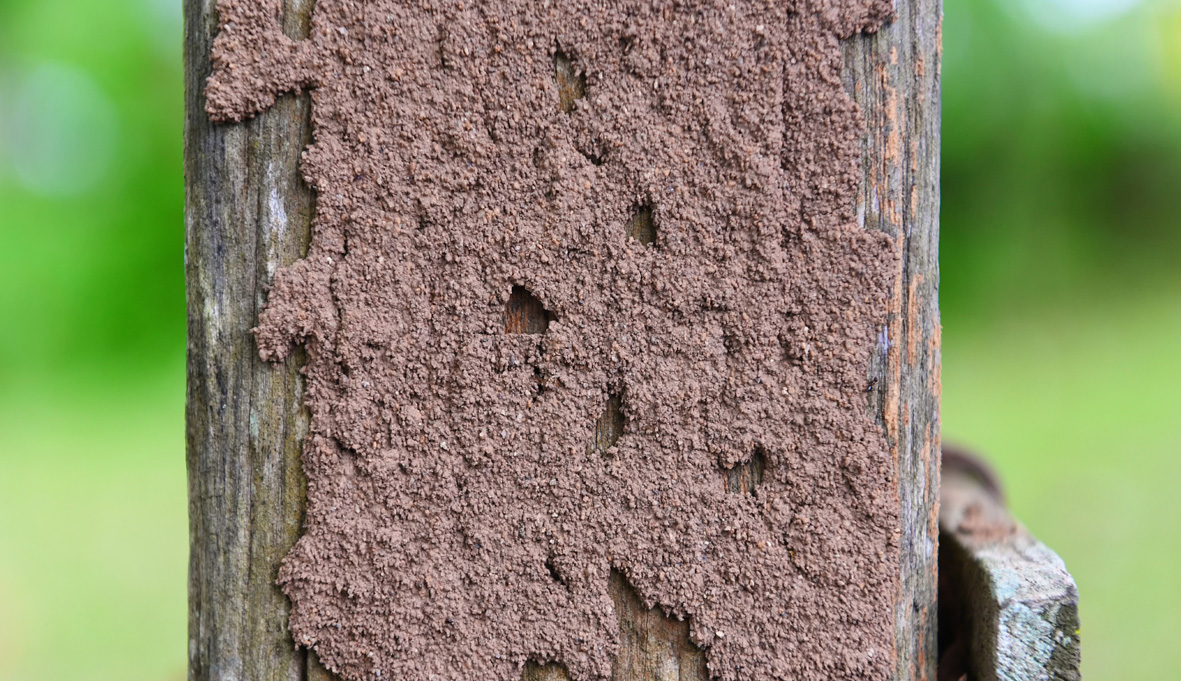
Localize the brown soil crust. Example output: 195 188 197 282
207 1 899 679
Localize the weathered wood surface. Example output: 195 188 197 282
184 1 942 681
185 1 315 680
844 0 943 675
938 450 1080 681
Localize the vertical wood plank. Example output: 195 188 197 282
185 1 315 680
843 0 943 677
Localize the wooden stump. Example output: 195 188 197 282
184 0 941 679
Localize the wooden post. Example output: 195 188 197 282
184 2 941 681
843 0 943 674
185 2 315 680
938 450 1081 681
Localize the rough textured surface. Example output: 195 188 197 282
938 449 1081 681
185 0 315 679
207 1 901 680
186 0 943 679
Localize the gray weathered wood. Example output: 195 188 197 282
844 0 943 676
185 1 315 680
939 451 1081 681
184 1 942 680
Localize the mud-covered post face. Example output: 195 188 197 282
186 1 941 681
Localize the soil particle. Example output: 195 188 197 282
207 0 899 680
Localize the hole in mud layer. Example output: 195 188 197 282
608 569 709 681
576 142 606 166
588 392 625 456
505 285 554 334
522 661 570 681
554 48 586 113
626 203 656 246
545 556 566 585
725 448 767 497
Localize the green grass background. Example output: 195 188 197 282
0 0 1178 679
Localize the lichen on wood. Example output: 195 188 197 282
939 450 1081 681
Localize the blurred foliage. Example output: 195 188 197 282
0 0 183 382
942 0 1181 322
941 3 1181 679
0 0 1177 679
0 2 188 680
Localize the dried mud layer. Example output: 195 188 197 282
206 1 900 680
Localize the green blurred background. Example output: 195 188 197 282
0 0 1177 678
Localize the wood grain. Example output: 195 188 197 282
939 451 1080 681
842 0 943 676
185 1 315 680
185 0 941 679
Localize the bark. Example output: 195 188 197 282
184 0 941 679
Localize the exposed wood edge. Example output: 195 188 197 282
185 1 315 680
939 451 1081 681
842 0 943 676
